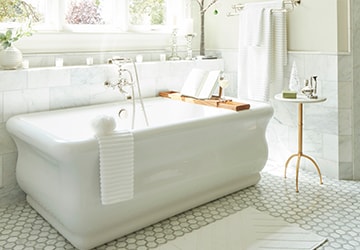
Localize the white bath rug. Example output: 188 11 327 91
154 207 327 250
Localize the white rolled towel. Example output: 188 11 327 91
91 115 117 136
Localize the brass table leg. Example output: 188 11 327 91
284 103 323 192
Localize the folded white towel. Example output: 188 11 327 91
92 115 134 205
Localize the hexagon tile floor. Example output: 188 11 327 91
1 164 360 250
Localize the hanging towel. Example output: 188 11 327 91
272 10 288 96
92 115 134 205
237 1 287 102
242 6 266 47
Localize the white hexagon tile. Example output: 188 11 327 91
1 165 360 250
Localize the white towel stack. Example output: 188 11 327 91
92 115 134 205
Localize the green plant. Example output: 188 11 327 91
0 22 32 49
129 0 165 25
0 0 41 23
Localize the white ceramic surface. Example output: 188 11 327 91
6 97 273 250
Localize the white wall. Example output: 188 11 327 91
288 0 337 52
289 0 349 52
192 0 349 53
192 0 239 51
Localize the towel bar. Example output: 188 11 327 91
228 0 300 16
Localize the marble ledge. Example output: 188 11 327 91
0 58 224 72
0 59 225 92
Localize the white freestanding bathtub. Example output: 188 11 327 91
6 97 273 249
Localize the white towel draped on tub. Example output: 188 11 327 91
92 115 134 205
237 1 287 102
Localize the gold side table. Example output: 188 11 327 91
275 94 327 192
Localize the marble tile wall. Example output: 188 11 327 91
0 56 224 206
219 49 354 180
338 53 354 180
351 0 360 180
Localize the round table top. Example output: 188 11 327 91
275 93 327 104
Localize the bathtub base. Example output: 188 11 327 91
27 173 260 250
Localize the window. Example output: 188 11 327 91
0 0 40 22
0 0 54 30
129 0 165 26
0 0 190 53
65 0 107 25
1 0 188 32
128 0 186 32
62 0 125 32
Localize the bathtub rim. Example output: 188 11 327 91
6 97 273 161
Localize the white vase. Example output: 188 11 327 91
0 45 23 70
289 61 300 93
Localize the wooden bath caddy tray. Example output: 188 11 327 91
159 91 250 112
